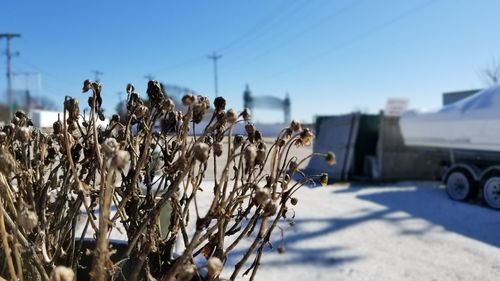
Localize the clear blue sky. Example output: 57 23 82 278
1 0 500 123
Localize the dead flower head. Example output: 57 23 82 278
290 120 301 132
193 142 210 163
326 152 336 166
299 128 314 146
19 209 38 232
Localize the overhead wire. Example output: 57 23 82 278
262 0 439 81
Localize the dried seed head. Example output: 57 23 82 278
147 80 164 104
11 116 20 126
255 143 266 165
245 123 255 136
111 150 130 169
82 79 92 93
162 98 175 112
244 145 257 170
320 173 329 186
290 197 298 206
126 83 135 94
50 266 74 281
193 142 210 163
192 101 207 123
0 132 7 144
254 187 270 206
207 257 223 277
15 110 27 119
0 150 16 174
53 120 62 134
214 96 226 111
299 128 314 146
326 152 336 165
240 108 252 121
19 209 38 232
213 142 223 157
16 127 31 143
182 93 195 106
101 138 119 157
233 135 244 148
64 97 80 121
226 109 237 123
290 120 301 132
134 105 149 119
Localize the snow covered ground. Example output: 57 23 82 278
223 181 500 281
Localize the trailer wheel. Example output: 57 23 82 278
446 170 476 201
483 176 500 209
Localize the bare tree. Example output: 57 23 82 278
480 57 500 86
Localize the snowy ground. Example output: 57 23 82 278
222 181 500 281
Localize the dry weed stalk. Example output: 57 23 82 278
0 80 334 281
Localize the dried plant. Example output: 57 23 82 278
0 80 334 281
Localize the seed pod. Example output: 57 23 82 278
162 98 175 112
233 135 244 148
226 109 237 123
147 80 164 104
290 120 301 132
244 145 257 171
82 79 92 93
213 142 223 157
290 197 298 206
245 123 255 136
192 101 207 124
53 120 62 134
214 96 226 111
0 151 16 175
16 127 30 143
193 142 210 163
182 93 195 106
254 187 270 206
326 152 336 165
299 128 314 145
50 266 74 281
207 257 223 277
126 83 135 94
255 143 266 165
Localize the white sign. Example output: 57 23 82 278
385 98 409 117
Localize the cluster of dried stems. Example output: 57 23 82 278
0 80 335 281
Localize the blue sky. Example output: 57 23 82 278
1 0 500 123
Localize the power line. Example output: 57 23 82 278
263 0 438 81
223 0 365 74
208 52 222 97
0 33 21 119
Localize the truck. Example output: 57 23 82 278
400 85 500 209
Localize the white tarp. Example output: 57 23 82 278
400 85 500 151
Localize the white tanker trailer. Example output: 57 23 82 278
400 85 500 209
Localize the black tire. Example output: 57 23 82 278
446 169 477 201
482 175 500 209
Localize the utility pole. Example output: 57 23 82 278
144 73 155 81
0 33 21 119
208 52 222 97
92 69 103 82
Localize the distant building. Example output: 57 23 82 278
442 89 481 106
